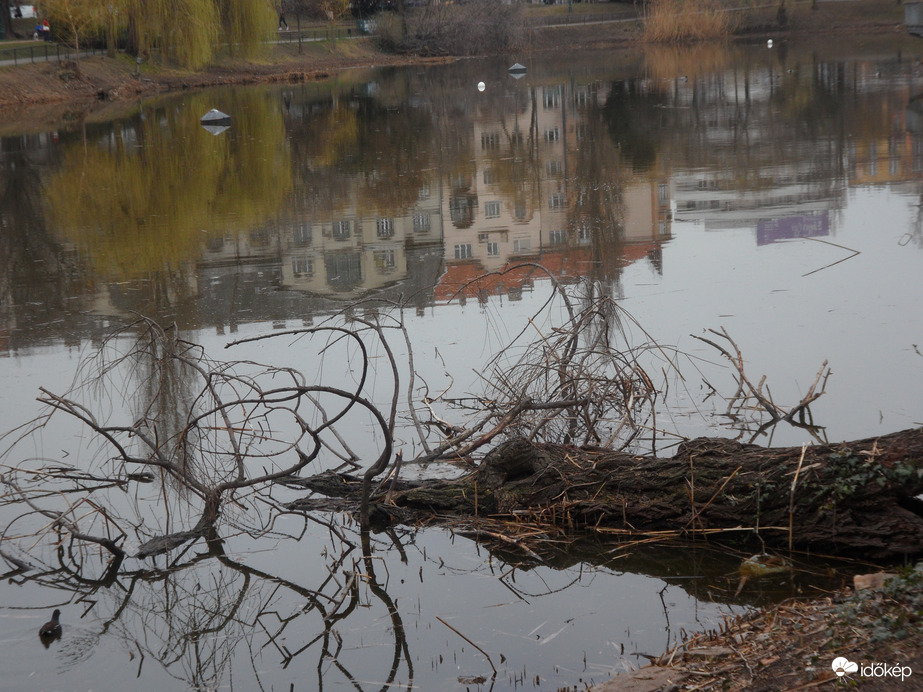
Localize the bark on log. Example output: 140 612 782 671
288 428 923 559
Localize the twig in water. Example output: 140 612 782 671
436 615 497 677
802 237 860 277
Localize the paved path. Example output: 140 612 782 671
0 42 93 67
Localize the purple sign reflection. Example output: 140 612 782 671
756 212 829 246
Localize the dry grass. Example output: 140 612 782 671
623 566 923 691
642 0 735 43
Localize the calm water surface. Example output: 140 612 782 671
1 38 922 690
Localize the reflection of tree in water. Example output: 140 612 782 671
2 515 414 689
448 187 478 229
603 80 668 175
570 86 630 296
0 308 421 687
41 90 291 317
475 82 542 223
288 85 440 218
0 136 91 342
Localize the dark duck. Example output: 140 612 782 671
38 609 62 646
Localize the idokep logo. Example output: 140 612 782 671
831 657 913 682
831 657 858 677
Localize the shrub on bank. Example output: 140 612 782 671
376 0 525 56
642 0 735 42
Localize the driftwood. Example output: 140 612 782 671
290 427 923 559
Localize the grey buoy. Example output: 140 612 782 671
201 109 231 135
200 108 231 124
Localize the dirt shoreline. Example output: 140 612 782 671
0 40 458 134
593 566 923 691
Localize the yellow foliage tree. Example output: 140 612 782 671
122 0 274 69
220 0 276 60
41 0 276 68
42 0 115 54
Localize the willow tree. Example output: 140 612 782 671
126 0 274 69
219 0 276 60
43 0 117 55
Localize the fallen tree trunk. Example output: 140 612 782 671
288 428 923 559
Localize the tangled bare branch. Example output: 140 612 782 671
693 326 830 443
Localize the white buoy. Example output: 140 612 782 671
477 81 486 92
767 39 773 48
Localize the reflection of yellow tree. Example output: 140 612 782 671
642 43 736 83
307 103 360 168
295 98 437 217
44 92 291 283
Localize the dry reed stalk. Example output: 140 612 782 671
788 444 807 551
642 0 735 43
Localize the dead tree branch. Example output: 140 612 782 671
692 327 830 442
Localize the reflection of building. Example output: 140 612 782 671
756 213 829 246
438 80 672 305
667 59 923 240
672 167 841 233
9 56 923 353
849 130 923 186
195 177 444 307
278 186 443 300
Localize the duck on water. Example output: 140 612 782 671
38 609 62 645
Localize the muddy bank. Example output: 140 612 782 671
0 40 452 133
592 566 923 691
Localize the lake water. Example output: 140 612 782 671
1 37 922 690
